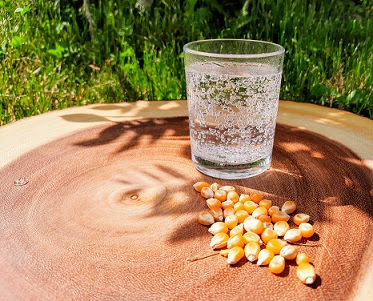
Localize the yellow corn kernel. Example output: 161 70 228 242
280 245 298 260
269 255 286 274
244 217 264 234
266 238 287 255
227 246 245 265
210 232 229 249
250 192 263 204
261 228 278 245
201 187 214 199
214 189 227 202
293 213 310 225
296 253 310 265
229 224 244 237
209 207 224 222
243 231 261 244
258 215 271 223
252 206 268 219
221 200 234 209
296 263 316 285
257 249 274 266
243 201 259 214
220 185 236 193
284 228 302 242
239 194 251 203
219 249 230 257
259 199 272 210
268 206 280 217
223 207 235 218
227 191 239 203
244 215 254 222
208 222 229 235
235 210 249 223
271 211 290 223
227 234 245 249
193 181 210 192
233 202 245 212
225 215 238 229
198 211 215 225
299 222 315 238
273 221 290 237
244 242 261 262
206 198 222 210
210 182 221 192
263 222 274 230
281 200 297 214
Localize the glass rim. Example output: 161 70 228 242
183 39 285 59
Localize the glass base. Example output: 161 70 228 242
192 154 271 179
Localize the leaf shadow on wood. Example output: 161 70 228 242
63 116 372 248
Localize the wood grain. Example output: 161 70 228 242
1 101 372 170
0 116 372 300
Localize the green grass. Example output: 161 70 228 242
0 0 372 125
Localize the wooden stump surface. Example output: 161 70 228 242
0 101 372 300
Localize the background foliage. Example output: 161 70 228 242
0 0 372 125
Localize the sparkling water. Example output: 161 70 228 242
186 62 282 171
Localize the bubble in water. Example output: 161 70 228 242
186 62 282 165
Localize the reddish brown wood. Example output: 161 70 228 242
0 117 372 300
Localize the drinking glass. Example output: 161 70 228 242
183 39 284 179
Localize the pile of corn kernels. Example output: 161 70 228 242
194 181 317 285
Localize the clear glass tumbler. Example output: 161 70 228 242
183 39 285 179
